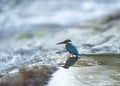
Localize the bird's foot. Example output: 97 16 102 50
70 54 77 57
72 55 77 57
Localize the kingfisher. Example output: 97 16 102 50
56 39 80 58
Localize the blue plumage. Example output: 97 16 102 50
56 39 80 58
66 43 80 57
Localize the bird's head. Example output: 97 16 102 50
56 39 72 45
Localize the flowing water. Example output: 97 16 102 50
0 0 120 85
48 54 120 86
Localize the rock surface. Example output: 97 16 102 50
0 65 57 86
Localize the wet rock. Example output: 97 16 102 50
0 65 58 86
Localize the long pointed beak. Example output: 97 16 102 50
56 41 65 45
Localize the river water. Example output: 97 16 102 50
48 55 120 86
0 0 120 85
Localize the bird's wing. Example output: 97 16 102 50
66 44 79 55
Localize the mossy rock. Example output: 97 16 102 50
16 31 46 40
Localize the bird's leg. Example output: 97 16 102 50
71 54 75 57
73 54 77 57
69 54 76 57
69 54 72 57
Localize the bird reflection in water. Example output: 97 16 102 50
56 39 81 68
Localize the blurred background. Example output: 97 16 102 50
1 0 120 37
0 1 120 84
